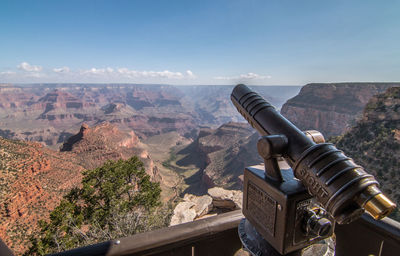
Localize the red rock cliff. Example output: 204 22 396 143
280 83 397 137
60 122 161 181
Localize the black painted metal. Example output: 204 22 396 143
45 210 400 256
257 135 288 182
47 210 244 256
16 207 394 256
231 84 382 224
241 165 334 254
335 214 400 256
231 84 314 163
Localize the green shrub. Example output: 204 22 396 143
25 156 169 255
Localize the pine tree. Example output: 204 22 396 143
25 156 170 255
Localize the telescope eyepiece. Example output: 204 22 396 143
364 193 396 220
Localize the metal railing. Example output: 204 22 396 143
47 210 400 256
335 214 400 256
2 209 399 255
49 210 244 256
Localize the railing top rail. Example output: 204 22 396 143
49 210 244 256
47 210 400 256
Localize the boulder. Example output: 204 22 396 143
183 194 213 218
169 187 243 226
169 201 197 226
207 187 243 210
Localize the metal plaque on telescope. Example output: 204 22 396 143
246 180 277 236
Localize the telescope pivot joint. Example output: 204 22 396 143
257 135 288 183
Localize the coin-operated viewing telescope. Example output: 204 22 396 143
231 84 396 255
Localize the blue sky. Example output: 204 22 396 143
0 0 399 85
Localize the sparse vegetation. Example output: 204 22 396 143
332 87 400 221
25 156 172 255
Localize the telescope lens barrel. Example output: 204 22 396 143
231 84 314 164
231 84 396 223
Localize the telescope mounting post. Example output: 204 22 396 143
238 135 334 255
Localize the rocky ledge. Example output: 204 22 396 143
170 187 242 226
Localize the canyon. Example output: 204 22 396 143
0 122 160 255
1 82 399 254
169 83 400 191
172 122 262 190
281 83 398 138
0 84 301 148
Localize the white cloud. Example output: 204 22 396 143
215 72 271 80
53 67 70 73
116 68 186 79
0 71 16 75
186 70 196 79
82 67 115 75
17 62 42 72
239 73 261 79
1 64 197 83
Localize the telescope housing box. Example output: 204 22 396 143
243 164 334 254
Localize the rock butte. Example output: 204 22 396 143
0 122 160 255
281 83 397 137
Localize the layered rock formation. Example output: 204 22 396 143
178 85 301 125
281 83 397 138
334 87 400 220
0 138 84 255
0 122 163 254
0 87 38 109
0 84 197 146
35 89 97 121
0 88 101 146
176 122 262 189
60 122 161 181
0 84 300 148
106 85 197 138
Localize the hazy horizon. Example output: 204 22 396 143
1 0 399 85
1 82 301 87
2 82 399 87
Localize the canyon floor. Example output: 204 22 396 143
143 132 206 200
